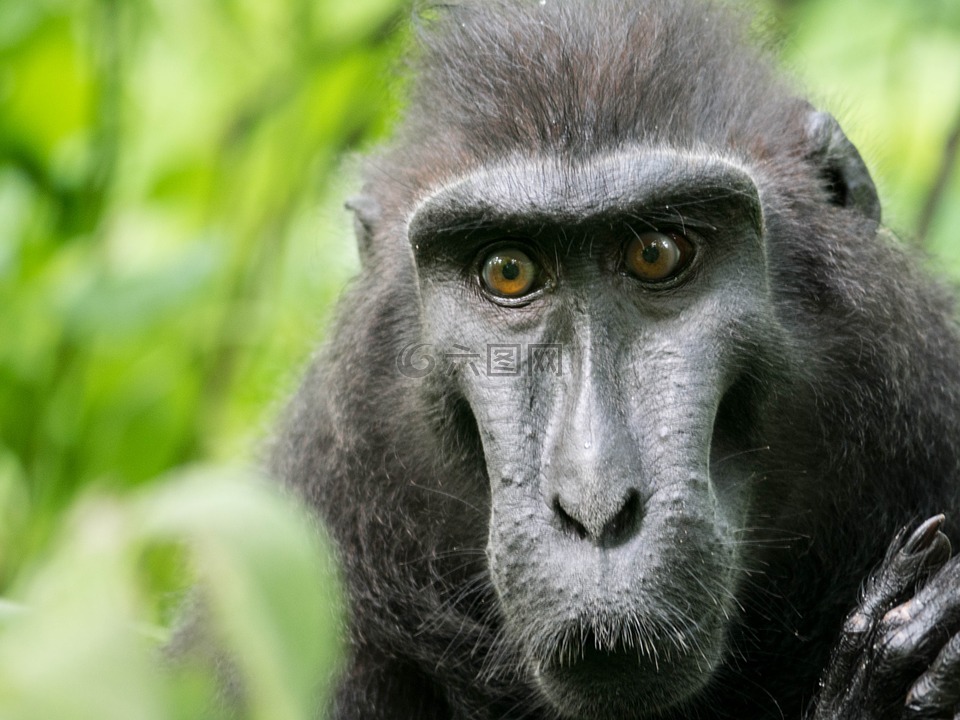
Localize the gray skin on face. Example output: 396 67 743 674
409 148 786 718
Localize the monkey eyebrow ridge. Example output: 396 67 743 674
407 148 763 246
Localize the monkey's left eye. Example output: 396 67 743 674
481 247 539 298
625 231 694 283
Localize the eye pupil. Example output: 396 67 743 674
625 230 693 283
481 247 539 300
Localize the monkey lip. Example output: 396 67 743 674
542 640 643 682
537 641 643 716
540 629 641 673
534 626 715 719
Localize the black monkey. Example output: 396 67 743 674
270 1 960 718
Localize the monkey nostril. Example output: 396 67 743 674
553 496 588 540
552 490 643 546
601 490 642 547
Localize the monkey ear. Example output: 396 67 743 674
804 110 881 224
345 194 381 265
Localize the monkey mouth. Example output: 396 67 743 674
540 627 644 672
542 630 641 672
532 622 716 720
540 635 648 696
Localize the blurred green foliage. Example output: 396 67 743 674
0 0 957 717
0 470 343 720
0 0 405 579
775 0 960 263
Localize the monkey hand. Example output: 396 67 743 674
810 515 960 720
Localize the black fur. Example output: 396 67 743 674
270 1 960 718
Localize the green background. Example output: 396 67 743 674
0 0 958 717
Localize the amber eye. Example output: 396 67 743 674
625 231 694 283
481 247 538 298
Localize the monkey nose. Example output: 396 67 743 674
552 488 643 547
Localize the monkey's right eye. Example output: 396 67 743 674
625 231 694 284
481 248 539 299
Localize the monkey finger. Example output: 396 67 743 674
906 524 954 586
837 517 950 660
821 519 953 703
860 516 951 623
903 632 960 717
885 551 960 631
874 555 960 678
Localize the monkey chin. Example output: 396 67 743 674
533 632 719 720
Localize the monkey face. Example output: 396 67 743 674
268 1 924 717
406 148 790 718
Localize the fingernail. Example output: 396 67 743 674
903 514 946 555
